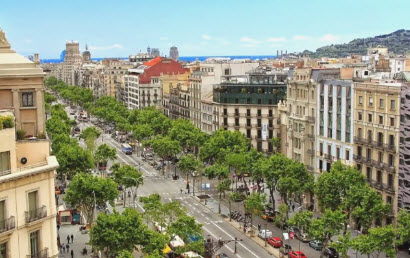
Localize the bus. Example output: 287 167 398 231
121 143 133 155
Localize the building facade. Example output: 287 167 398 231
63 41 81 85
353 82 401 224
169 46 179 61
212 70 287 152
0 29 59 258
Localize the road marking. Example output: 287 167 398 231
210 221 259 258
202 227 242 258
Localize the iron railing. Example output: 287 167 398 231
26 248 48 258
25 206 47 223
0 216 15 233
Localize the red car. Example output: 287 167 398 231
267 237 283 248
288 251 307 258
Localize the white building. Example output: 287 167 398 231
316 80 354 173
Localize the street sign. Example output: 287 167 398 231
283 233 289 240
202 184 210 190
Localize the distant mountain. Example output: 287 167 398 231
303 29 410 58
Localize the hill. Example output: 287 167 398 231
303 29 410 58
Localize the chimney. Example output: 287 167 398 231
34 53 40 64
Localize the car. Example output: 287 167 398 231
279 244 292 255
324 247 339 258
296 232 311 242
309 240 323 251
267 237 282 248
288 250 307 258
258 229 272 239
262 211 275 222
216 253 229 258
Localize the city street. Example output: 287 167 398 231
59 103 407 258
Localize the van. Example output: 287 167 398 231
258 229 272 239
121 143 133 155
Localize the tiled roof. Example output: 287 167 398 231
143 56 162 67
139 58 189 84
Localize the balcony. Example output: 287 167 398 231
27 248 48 258
0 216 15 234
353 154 363 163
306 134 314 140
373 141 384 149
306 165 314 172
306 116 315 123
354 136 372 146
385 144 396 153
307 149 314 156
363 157 372 166
383 164 395 173
324 154 332 161
25 206 47 224
383 183 395 194
370 180 383 190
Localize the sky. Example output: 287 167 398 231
1 0 410 58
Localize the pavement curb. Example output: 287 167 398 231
189 195 279 258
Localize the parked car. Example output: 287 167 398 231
288 251 307 258
258 229 272 239
267 237 282 248
309 240 323 251
296 232 311 242
216 253 229 258
324 247 339 258
279 244 292 255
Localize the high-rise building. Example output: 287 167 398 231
151 48 160 57
169 46 179 60
0 28 59 258
63 41 81 85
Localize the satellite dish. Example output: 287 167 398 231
21 157 27 164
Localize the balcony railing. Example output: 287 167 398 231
385 144 396 153
384 164 395 173
373 141 384 149
383 183 395 194
25 206 47 223
354 136 372 146
0 216 15 234
370 180 383 190
363 157 372 166
324 154 332 160
353 154 363 163
307 149 314 156
306 116 315 123
26 248 48 258
306 165 314 172
306 134 314 140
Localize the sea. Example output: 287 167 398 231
40 55 277 64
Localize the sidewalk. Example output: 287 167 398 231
57 224 92 257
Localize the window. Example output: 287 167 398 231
388 154 394 166
366 167 372 181
320 142 323 156
336 147 340 160
269 120 273 127
379 115 383 125
0 242 6 258
30 230 40 256
390 117 395 127
246 109 251 116
235 109 239 116
369 97 373 107
257 119 261 127
269 110 273 117
235 118 239 127
379 99 384 108
358 96 363 105
22 92 34 107
0 152 10 173
257 130 261 139
0 200 4 228
246 129 251 138
368 113 373 123
358 112 363 121
223 118 227 126
390 100 396 110
223 108 227 116
246 119 251 127
388 174 393 187
224 68 231 75
377 170 382 183
345 150 350 161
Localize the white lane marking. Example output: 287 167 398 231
210 221 259 258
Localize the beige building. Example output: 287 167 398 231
161 72 190 119
0 28 59 257
211 70 287 152
286 68 339 175
102 59 133 101
353 81 401 225
63 41 81 86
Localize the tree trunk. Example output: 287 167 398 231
229 199 232 221
218 192 222 214
269 187 276 212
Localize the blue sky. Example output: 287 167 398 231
1 0 410 58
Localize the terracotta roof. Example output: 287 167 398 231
143 56 162 67
139 58 189 84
